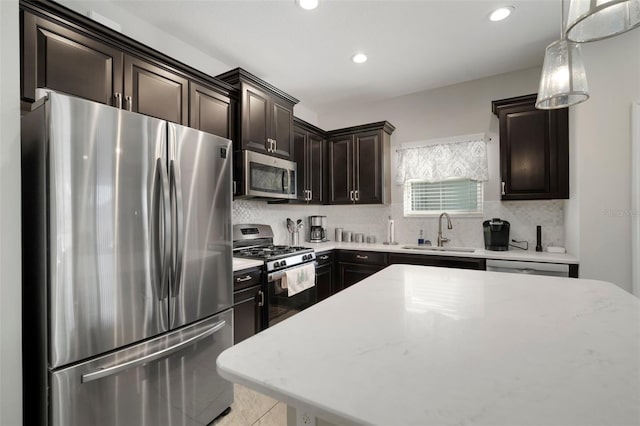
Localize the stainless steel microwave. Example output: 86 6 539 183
241 150 297 199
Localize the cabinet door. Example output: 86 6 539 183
242 83 270 154
329 137 354 204
189 81 231 139
124 55 188 124
233 284 264 344
308 132 325 204
354 130 382 204
498 101 568 200
293 128 308 201
22 11 123 105
315 263 333 302
338 262 385 289
272 100 293 159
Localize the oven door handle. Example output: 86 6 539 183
268 262 317 282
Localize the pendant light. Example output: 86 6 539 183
536 0 589 109
566 0 640 43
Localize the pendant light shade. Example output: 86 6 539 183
566 0 640 42
536 39 589 109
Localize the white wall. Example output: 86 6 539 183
0 0 22 425
567 29 640 292
309 67 564 249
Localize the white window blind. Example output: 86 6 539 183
404 178 483 216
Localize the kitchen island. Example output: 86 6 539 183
217 264 640 426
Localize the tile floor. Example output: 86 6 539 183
213 384 286 426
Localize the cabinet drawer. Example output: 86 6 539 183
389 253 485 270
315 251 334 266
233 267 263 291
337 250 388 266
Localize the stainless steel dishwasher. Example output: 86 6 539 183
486 259 570 277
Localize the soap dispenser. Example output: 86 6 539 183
418 229 425 245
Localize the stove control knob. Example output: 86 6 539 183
281 260 287 267
274 261 280 268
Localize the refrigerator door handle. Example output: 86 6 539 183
81 319 227 384
156 158 171 300
170 159 184 296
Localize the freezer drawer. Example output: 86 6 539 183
50 310 233 426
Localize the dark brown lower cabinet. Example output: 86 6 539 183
232 284 265 345
336 250 388 290
388 253 486 270
232 267 265 345
315 252 334 302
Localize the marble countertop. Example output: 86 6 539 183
232 257 263 272
217 264 640 426
308 241 579 264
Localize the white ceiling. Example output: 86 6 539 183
109 0 561 115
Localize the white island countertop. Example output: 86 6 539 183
217 264 640 426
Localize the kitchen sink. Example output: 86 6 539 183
401 245 476 253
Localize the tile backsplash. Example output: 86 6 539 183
233 199 565 250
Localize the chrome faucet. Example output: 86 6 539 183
437 212 453 247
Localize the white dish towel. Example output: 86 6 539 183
280 263 316 297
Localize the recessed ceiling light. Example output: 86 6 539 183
297 0 318 10
352 53 368 64
489 6 514 22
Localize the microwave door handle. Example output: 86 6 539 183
170 160 184 297
281 170 289 193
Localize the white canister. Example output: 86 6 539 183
335 228 343 242
343 231 352 242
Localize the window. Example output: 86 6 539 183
404 178 483 216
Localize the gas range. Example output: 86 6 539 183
233 224 315 272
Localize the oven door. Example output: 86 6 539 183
267 264 317 327
243 150 297 199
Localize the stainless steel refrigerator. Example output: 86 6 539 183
21 91 234 426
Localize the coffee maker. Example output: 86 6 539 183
309 216 328 243
483 218 510 251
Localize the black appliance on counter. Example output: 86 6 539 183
483 218 510 251
233 224 317 327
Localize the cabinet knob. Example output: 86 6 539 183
355 190 359 201
350 190 354 201
319 255 329 260
356 255 369 260
257 290 265 307
501 181 506 196
125 96 132 112
236 275 252 282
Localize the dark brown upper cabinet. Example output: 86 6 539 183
20 2 235 129
124 55 188 124
21 10 123 106
327 122 395 205
189 81 232 139
216 68 298 159
492 94 569 200
293 117 326 204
